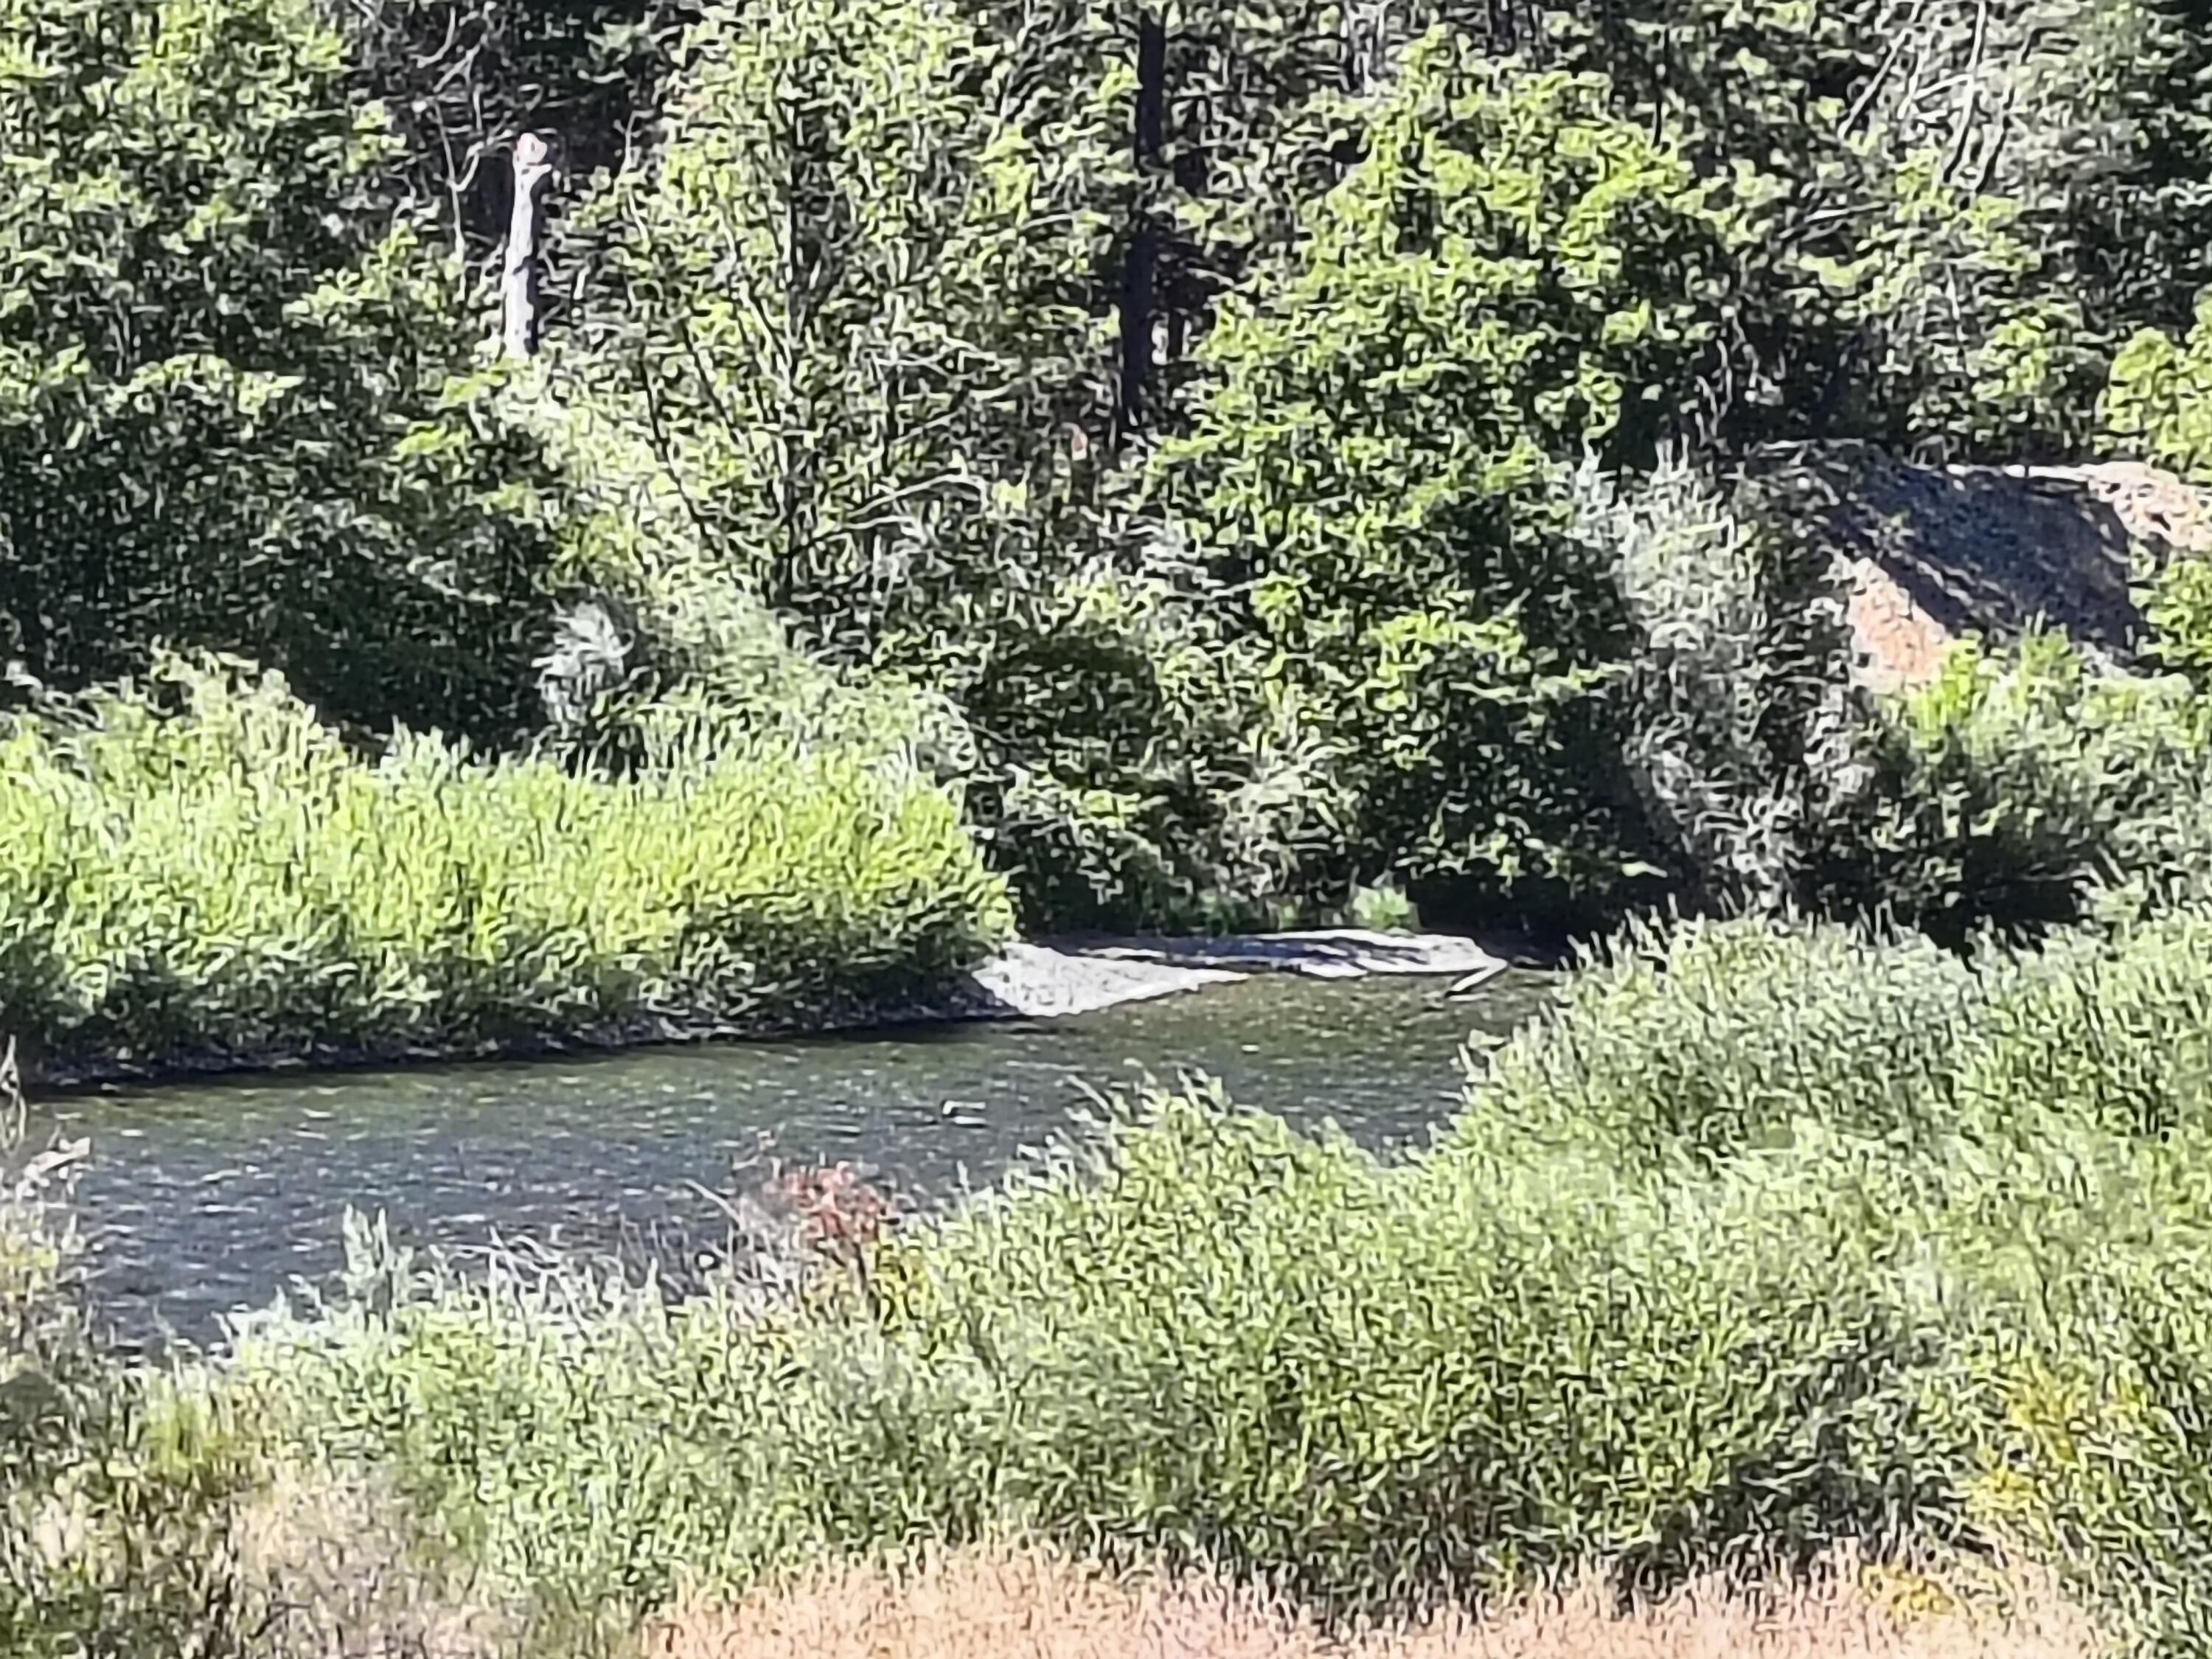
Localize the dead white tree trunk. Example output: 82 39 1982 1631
501 133 554 361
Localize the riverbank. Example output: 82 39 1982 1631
102 903 2206 1659
13 929 1535 1092
0 657 1015 1096
967 928 1540 1017
37 968 1553 1351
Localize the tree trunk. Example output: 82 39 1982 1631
502 133 555 361
1116 13 1169 445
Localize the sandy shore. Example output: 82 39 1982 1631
964 929 1522 1019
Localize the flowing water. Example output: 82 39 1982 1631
24 970 1554 1352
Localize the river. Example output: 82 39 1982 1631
24 970 1554 1352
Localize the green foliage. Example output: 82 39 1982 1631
1809 630 2212 939
195 1079 1946 1624
0 0 563 748
2099 299 2212 692
0 652 1012 1076
1947 903 2212 1141
2143 553 2212 692
1571 451 1863 912
1454 905 2212 1649
2104 290 2212 483
561 0 1313 928
0 1047 251 1655
578 0 1127 672
535 0 2212 936
7 0 2197 947
1458 899 2212 1169
1153 41 1737 902
1453 912 1990 1171
508 380 977 784
860 1087 1952 1608
1553 0 2170 458
16 0 2212 1644
1345 880 1420 933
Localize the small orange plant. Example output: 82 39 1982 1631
772 1162 894 1265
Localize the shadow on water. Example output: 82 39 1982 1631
28 970 1557 1354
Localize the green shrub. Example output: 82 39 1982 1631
1455 900 2212 1173
852 1088 1958 1608
1948 905 2212 1142
2142 554 2212 693
1463 905 2212 1649
1449 911 1992 1172
0 652 1012 1075
1152 39 1739 908
2104 291 2212 486
198 1208 831 1628
0 1044 251 1655
1345 881 1419 934
1919 1113 2212 1655
1571 451 1864 914
1805 629 2212 940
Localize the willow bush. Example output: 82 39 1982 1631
197 1084 1953 1631
1786 627 2212 942
173 906 2212 1655
1446 911 1993 1172
1446 905 2212 1646
1455 900 2212 1172
1569 451 1865 916
1922 1148 2212 1658
0 652 1012 1077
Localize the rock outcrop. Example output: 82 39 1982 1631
1739 444 2212 692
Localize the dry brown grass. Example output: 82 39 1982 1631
181 1460 2122 1659
641 1541 2108 1659
229 1458 524 1659
175 1440 2118 1659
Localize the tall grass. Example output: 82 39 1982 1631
0 651 1014 1079
0 1038 255 1654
